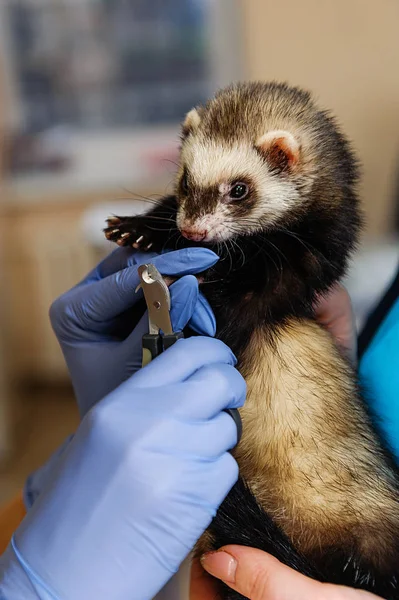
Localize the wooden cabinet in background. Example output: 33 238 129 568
0 187 153 386
1 194 103 385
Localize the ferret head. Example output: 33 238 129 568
175 82 359 244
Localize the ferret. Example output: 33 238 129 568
104 81 399 600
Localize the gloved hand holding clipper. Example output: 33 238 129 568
24 246 221 508
49 246 220 417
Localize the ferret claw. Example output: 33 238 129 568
116 232 131 246
145 243 153 250
132 235 145 249
105 228 120 240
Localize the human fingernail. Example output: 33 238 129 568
200 551 237 583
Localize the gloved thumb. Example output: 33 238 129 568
200 546 377 600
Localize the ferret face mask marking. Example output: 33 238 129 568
176 109 302 243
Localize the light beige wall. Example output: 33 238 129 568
240 0 399 239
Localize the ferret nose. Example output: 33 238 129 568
181 228 207 242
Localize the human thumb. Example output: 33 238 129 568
201 546 379 600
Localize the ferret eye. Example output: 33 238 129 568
229 182 249 200
180 171 189 195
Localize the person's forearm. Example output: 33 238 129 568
0 543 46 600
0 537 175 600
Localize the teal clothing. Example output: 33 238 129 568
359 295 399 459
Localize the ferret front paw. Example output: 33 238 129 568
104 216 153 250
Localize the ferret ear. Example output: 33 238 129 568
255 130 300 172
181 108 202 139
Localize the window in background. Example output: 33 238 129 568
0 0 241 192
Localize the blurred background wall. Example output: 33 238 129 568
0 0 398 501
243 0 399 239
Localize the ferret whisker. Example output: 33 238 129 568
247 237 283 284
228 238 238 271
145 225 178 232
145 215 178 224
146 213 177 219
217 241 230 266
162 159 180 169
163 229 180 250
220 240 233 273
274 227 325 260
229 236 247 269
259 235 290 267
104 197 164 210
244 235 272 263
172 232 184 250
199 277 223 285
117 189 166 206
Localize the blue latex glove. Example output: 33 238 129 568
50 246 219 418
0 337 246 600
23 247 219 509
359 295 399 460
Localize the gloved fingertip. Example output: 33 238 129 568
188 294 216 337
188 319 216 337
169 276 199 332
186 247 220 267
152 248 220 277
169 278 216 336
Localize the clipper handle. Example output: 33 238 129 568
142 334 163 367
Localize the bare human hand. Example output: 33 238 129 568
314 284 357 365
196 545 378 600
